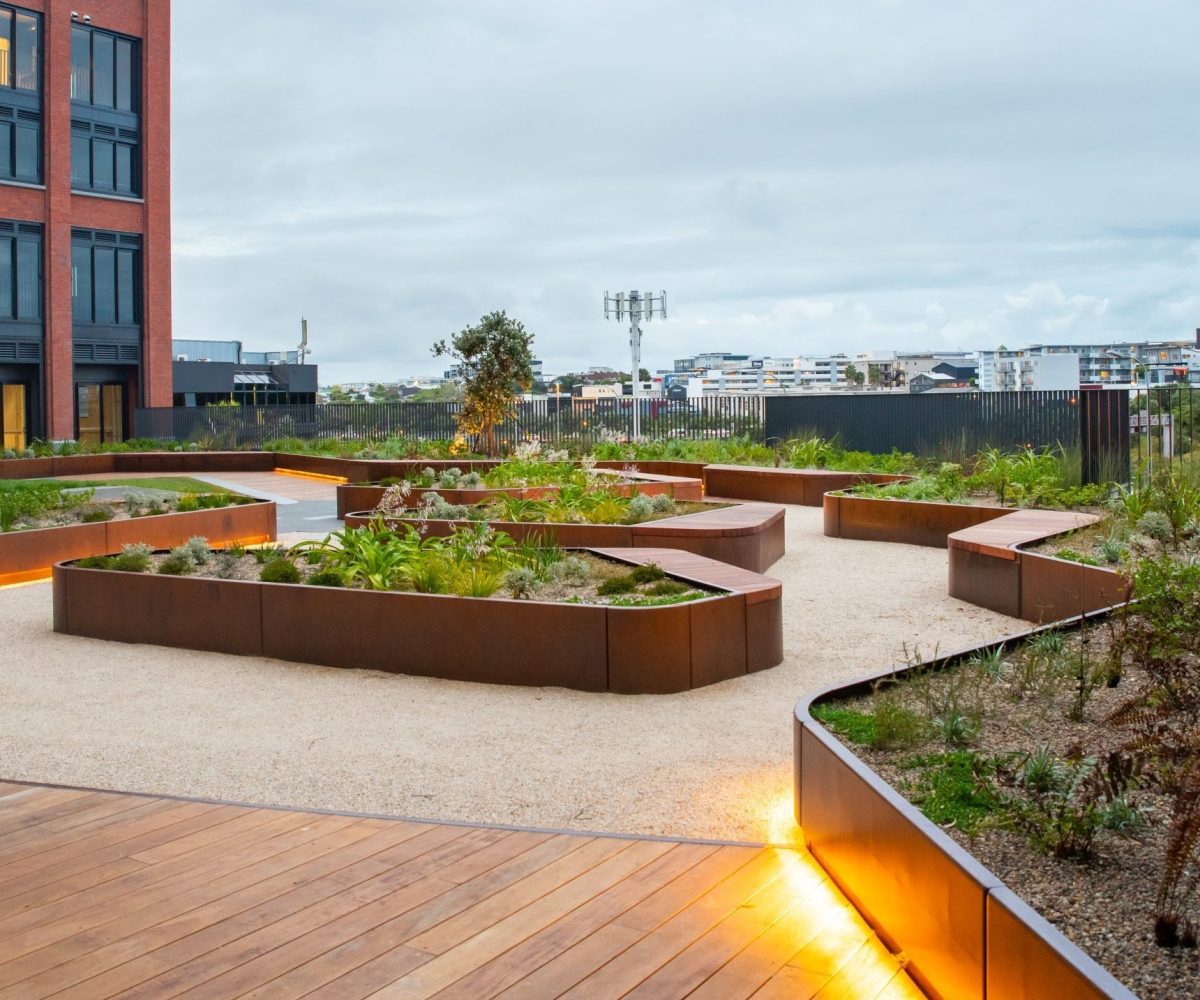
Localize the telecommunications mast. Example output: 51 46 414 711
603 289 667 439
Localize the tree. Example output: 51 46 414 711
844 363 866 387
327 385 364 404
369 383 401 403
433 311 535 455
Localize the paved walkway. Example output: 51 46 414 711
0 782 919 999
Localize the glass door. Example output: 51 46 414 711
76 382 124 444
1 383 26 450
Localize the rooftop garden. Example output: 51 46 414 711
813 468 1200 997
72 524 718 607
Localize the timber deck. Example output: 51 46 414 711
0 783 920 999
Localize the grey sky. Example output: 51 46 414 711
171 1 1200 384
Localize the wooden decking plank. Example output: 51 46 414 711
494 844 762 1000
810 941 908 1000
149 830 511 1000
0 808 316 942
0 783 34 800
0 802 238 900
0 813 360 984
399 836 633 957
869 969 926 1000
0 800 229 886
300 944 434 1000
227 832 559 1000
682 881 840 1000
0 790 172 856
432 842 719 1000
376 839 677 999
556 848 794 999
83 825 477 998
750 939 880 1000
0 791 105 840
7 820 432 1000
621 862 827 999
493 924 646 1000
232 833 592 1000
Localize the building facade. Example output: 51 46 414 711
172 340 317 408
0 0 169 450
978 338 1197 391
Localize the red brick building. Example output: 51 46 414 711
0 0 169 449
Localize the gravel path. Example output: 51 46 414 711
0 505 1015 843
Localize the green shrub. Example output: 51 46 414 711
260 558 301 584
307 570 345 588
597 574 637 596
111 543 153 573
902 750 1005 835
812 704 875 745
872 687 932 749
647 579 690 596
75 555 113 569
630 563 665 584
78 504 114 523
505 566 540 599
157 553 195 576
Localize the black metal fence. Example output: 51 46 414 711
1125 384 1199 482
135 389 1164 485
133 396 764 451
761 390 1084 458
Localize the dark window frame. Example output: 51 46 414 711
0 4 41 185
0 218 41 326
70 25 140 197
70 228 141 331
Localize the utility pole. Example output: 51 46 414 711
603 289 667 440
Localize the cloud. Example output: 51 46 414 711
170 1 1200 382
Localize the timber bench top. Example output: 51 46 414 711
0 782 918 999
636 502 785 538
948 508 1102 560
594 546 783 605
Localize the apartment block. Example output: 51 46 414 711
0 0 169 450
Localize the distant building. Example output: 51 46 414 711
172 340 317 407
978 337 1198 391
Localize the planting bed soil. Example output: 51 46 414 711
813 624 1199 1000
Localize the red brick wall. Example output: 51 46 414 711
0 0 171 439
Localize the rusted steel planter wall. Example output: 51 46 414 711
345 503 786 573
705 466 909 506
793 623 1138 1000
52 548 783 694
823 492 1011 547
335 475 702 520
0 502 276 584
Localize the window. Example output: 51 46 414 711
70 229 139 328
0 220 39 322
0 5 40 184
70 26 139 196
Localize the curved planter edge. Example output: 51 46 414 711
792 609 1138 1000
52 546 783 694
343 502 787 573
1 501 276 584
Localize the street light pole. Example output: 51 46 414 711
604 289 667 440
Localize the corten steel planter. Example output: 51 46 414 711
335 473 703 519
704 465 910 506
794 612 1138 1000
947 509 1129 623
53 547 783 694
823 492 1012 547
0 501 276 586
346 501 788 574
